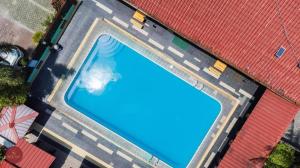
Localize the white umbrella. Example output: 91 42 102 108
0 105 38 143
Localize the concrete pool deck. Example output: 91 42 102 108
29 0 262 167
48 17 239 168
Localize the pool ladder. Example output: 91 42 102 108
194 80 204 90
149 155 160 167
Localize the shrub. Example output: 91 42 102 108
265 142 295 168
32 13 56 45
19 57 28 67
0 66 28 108
41 14 55 28
32 31 44 45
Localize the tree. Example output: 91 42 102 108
0 66 28 108
32 31 44 45
265 143 295 168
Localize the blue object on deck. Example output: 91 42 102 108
275 47 286 58
28 60 38 68
65 34 221 168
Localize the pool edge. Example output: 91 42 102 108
47 18 240 168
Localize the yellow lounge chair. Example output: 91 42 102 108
133 11 145 23
130 19 144 29
208 66 222 78
214 60 227 72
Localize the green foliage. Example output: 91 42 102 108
32 13 55 45
0 146 6 161
0 66 28 109
265 160 283 168
19 57 28 67
265 143 295 168
32 31 44 45
41 14 55 28
0 67 24 86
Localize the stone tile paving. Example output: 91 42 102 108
0 0 54 31
34 0 54 9
0 16 34 49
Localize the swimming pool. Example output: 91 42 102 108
65 34 221 168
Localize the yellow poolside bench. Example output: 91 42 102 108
133 11 145 23
214 60 227 72
208 66 222 78
130 19 144 29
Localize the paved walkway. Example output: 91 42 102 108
0 16 34 49
0 0 54 31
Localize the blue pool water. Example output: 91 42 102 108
65 34 221 168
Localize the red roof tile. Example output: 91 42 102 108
0 161 16 168
13 139 55 168
128 0 300 104
218 90 299 167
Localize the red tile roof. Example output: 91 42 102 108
13 139 55 168
128 0 300 104
0 161 16 168
219 90 299 167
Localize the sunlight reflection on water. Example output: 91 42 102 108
78 64 121 95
